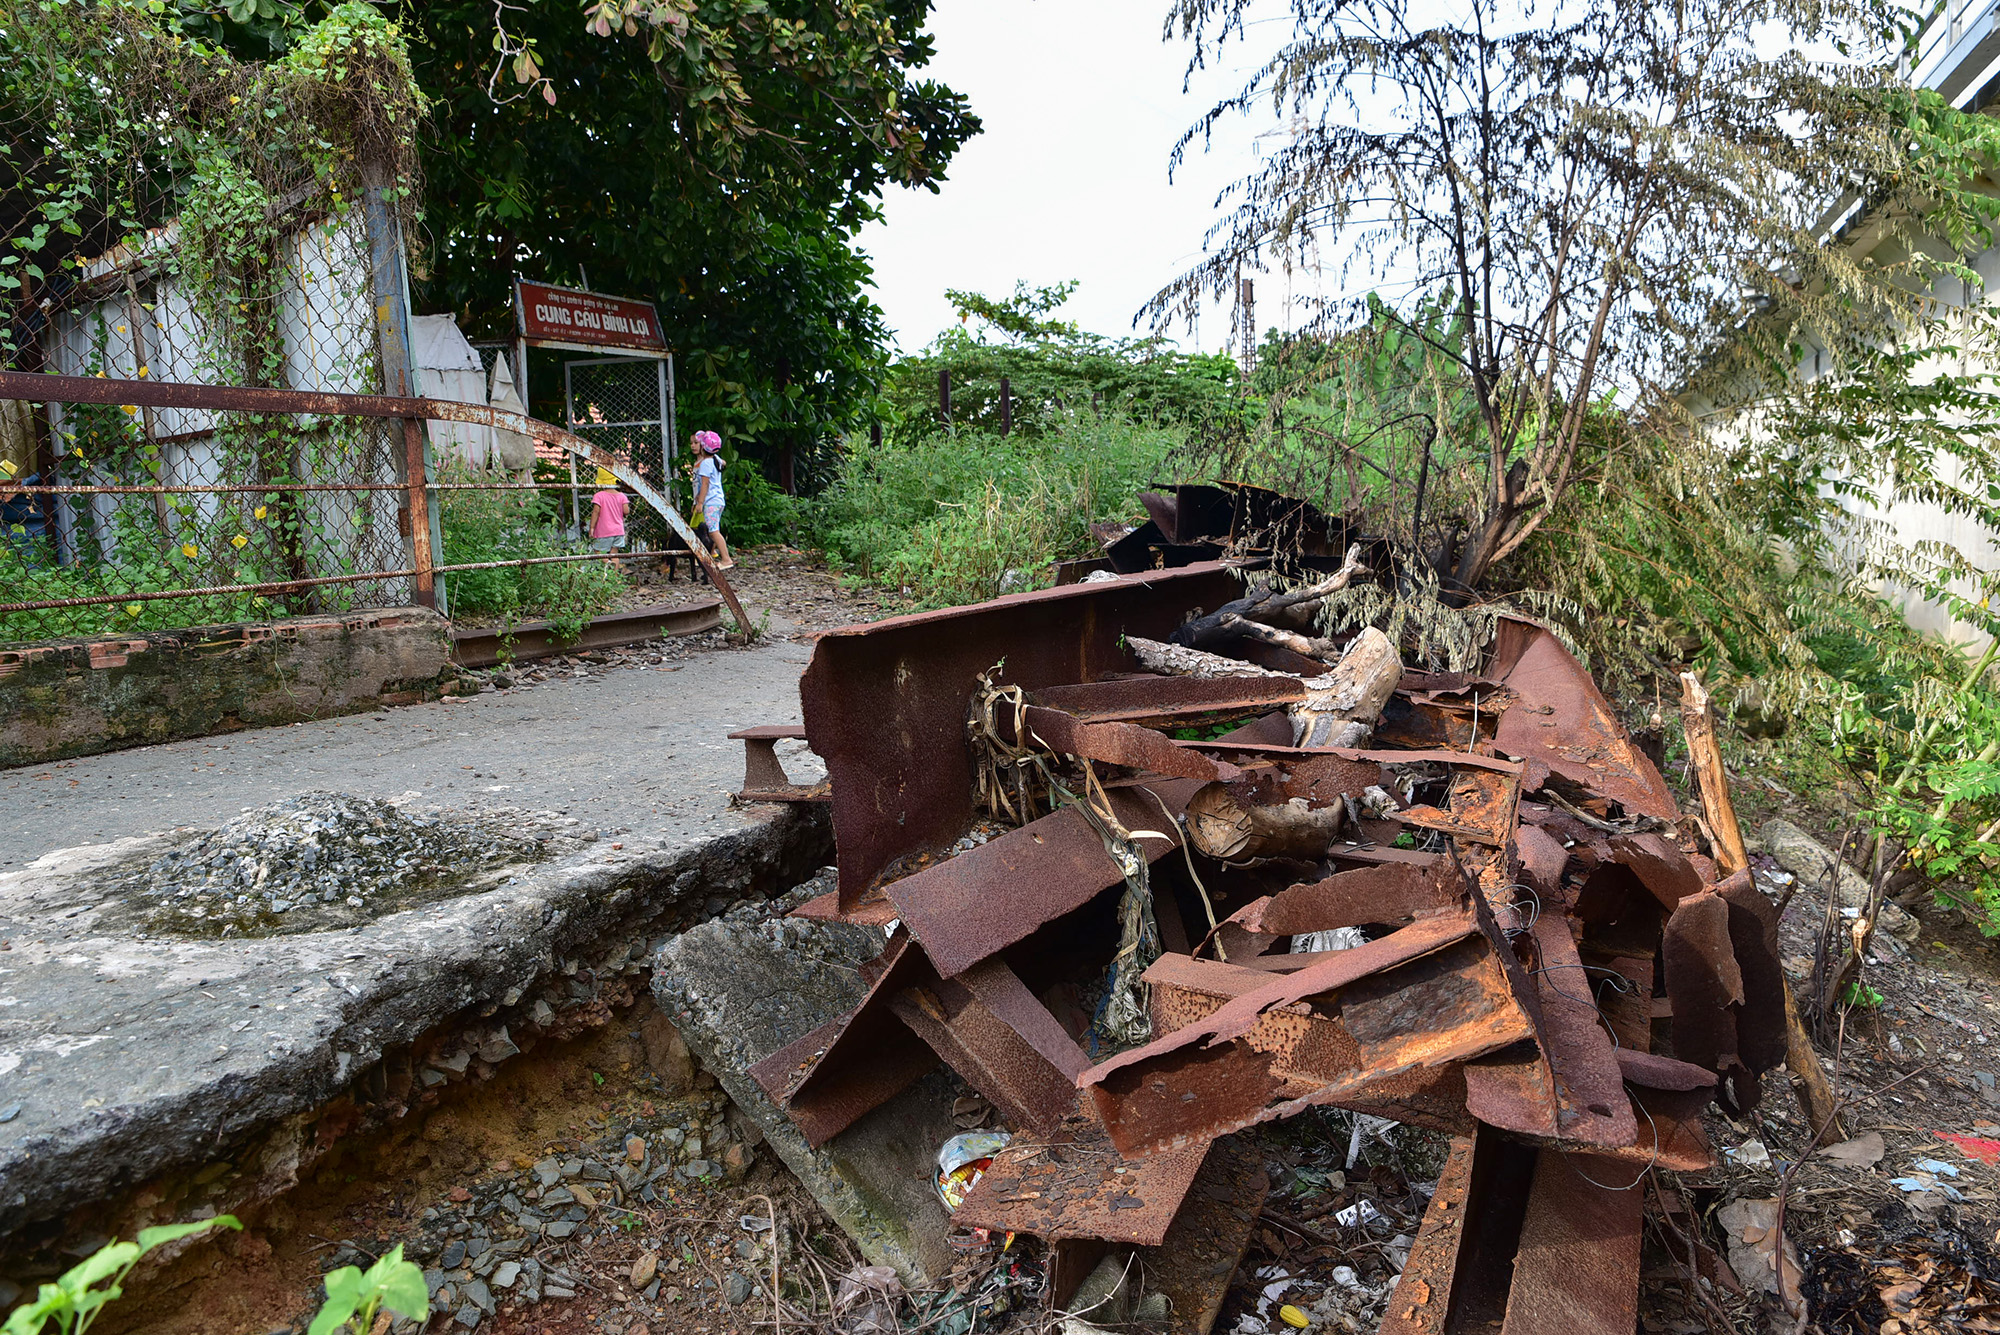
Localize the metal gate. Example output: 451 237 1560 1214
563 356 676 548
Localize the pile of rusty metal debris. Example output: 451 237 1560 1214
740 485 1788 1333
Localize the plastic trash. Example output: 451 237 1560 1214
1726 1139 1771 1168
1278 1304 1311 1328
935 1130 1012 1210
1333 1200 1383 1227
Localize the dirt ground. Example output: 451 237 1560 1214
102 992 855 1335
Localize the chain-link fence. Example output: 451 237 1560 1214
564 355 679 552
0 3 739 648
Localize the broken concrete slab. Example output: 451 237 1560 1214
651 913 960 1286
1760 818 1918 942
0 800 829 1244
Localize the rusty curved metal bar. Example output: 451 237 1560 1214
0 370 750 632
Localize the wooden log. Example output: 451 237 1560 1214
1294 628 1401 747
1126 628 1402 749
1679 672 1843 1143
1170 544 1369 653
1125 637 1286 681
1679 673 1747 875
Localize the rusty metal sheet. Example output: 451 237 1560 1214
1017 704 1235 782
1144 952 1477 1136
1716 870 1789 1074
1581 948 1655 1052
745 1005 938 1149
1028 674 1306 726
1525 913 1638 1147
1087 910 1481 1075
1134 1134 1270 1335
1498 1148 1643 1335
1486 617 1678 821
1617 1050 1719 1173
798 562 1244 908
951 1114 1209 1245
1514 823 1570 902
1394 767 1520 848
1230 859 1465 936
884 779 1202 979
1083 916 1533 1156
1608 832 1703 908
889 978 1079 1136
1661 889 1743 1074
1377 1134 1478 1335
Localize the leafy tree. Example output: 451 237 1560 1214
401 1 978 483
882 281 1245 445
1155 0 1990 597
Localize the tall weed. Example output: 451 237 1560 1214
807 418 1182 608
437 462 625 638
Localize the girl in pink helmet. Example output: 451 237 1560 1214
690 430 734 569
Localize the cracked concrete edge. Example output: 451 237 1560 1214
651 918 959 1286
0 804 831 1243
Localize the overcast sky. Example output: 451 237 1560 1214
856 0 1289 354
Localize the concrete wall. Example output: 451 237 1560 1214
0 607 452 768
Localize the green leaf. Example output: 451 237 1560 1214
3 1286 71 1335
361 1247 429 1321
306 1267 363 1335
57 1243 139 1293
134 1216 240 1256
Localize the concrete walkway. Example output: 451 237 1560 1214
0 633 823 868
0 627 833 1244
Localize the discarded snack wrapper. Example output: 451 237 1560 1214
936 1130 1012 1211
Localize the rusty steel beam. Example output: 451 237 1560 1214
800 564 1243 908
1231 858 1465 936
1016 704 1237 782
1377 1134 1478 1335
744 1006 938 1150
757 932 943 1147
1081 913 1534 1157
1029 675 1307 727
951 1114 1210 1246
1498 1147 1643 1335
883 779 1202 979
889 977 1080 1137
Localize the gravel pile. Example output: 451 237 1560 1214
115 793 559 938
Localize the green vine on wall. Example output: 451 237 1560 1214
0 1 424 372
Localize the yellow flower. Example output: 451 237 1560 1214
253 506 267 520
231 534 248 549
125 603 141 617
137 366 148 378
119 404 138 416
181 543 198 558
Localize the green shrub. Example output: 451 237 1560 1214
805 418 1182 608
437 462 626 639
715 456 799 547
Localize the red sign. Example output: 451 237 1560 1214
514 280 667 354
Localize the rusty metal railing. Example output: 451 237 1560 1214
0 370 748 636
